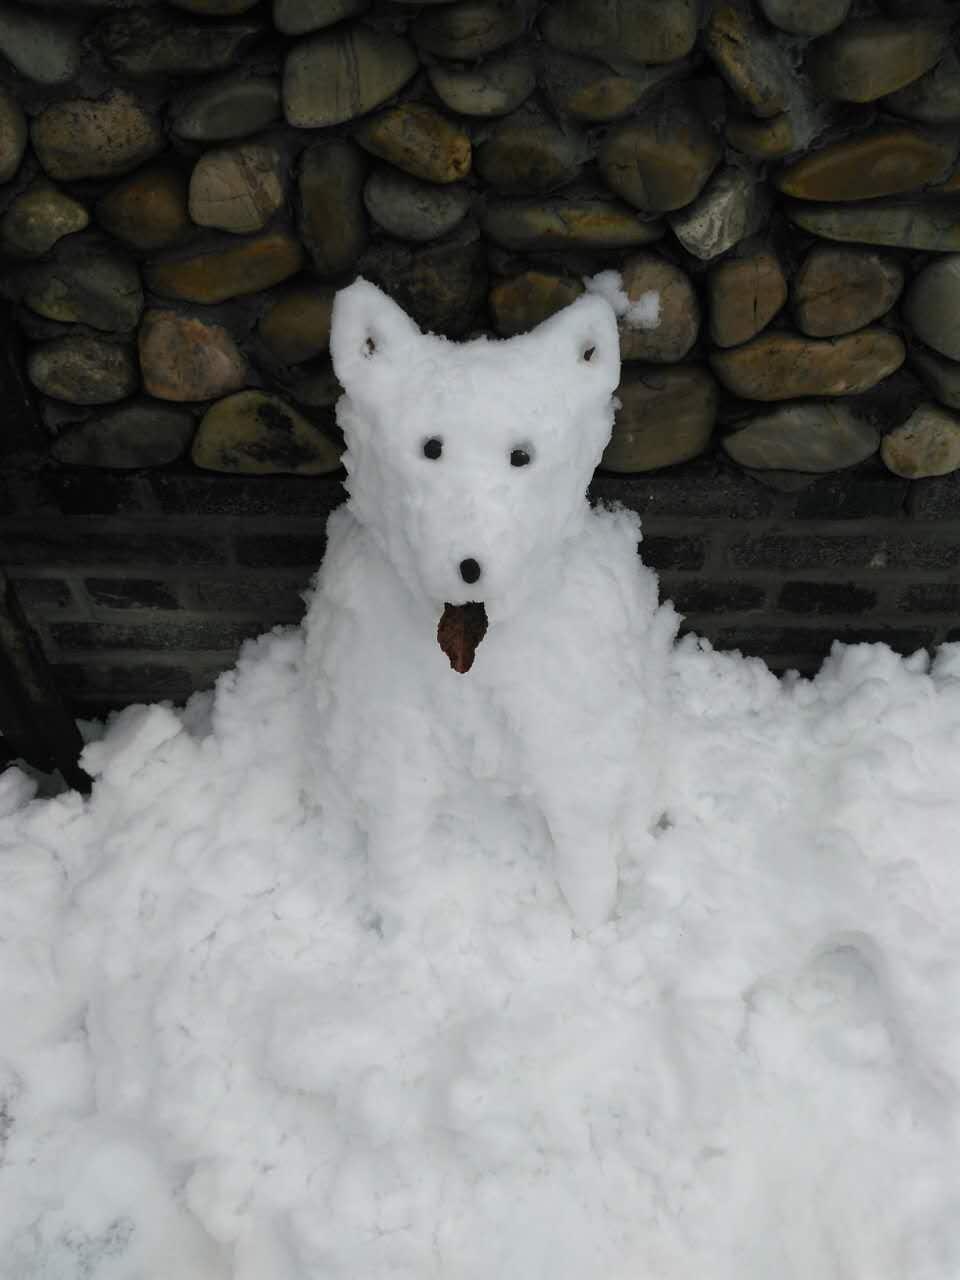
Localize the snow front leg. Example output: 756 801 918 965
539 797 622 932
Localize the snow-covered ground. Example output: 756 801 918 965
3 628 960 1279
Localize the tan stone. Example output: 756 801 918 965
1 183 88 258
299 140 367 277
618 255 698 362
192 390 342 474
793 247 904 337
722 402 878 470
0 84 26 183
669 167 768 261
96 165 191 252
483 198 664 250
27 336 138 405
139 310 247 401
355 104 471 185
411 1 525 59
808 19 946 103
881 403 960 477
599 106 721 213
145 232 304 304
31 90 165 181
708 249 786 348
258 285 335 363
710 329 905 400
189 144 285 234
726 111 796 160
488 271 583 337
601 365 717 472
705 3 788 118
540 0 698 66
283 27 418 129
786 200 960 252
428 51 535 118
777 128 955 201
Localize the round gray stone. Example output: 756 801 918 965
909 344 960 410
0 4 81 85
1 182 89 257
475 110 586 194
31 91 165 182
786 200 960 252
723 403 879 471
428 50 535 118
171 73 281 142
758 0 851 35
903 255 960 361
27 336 139 405
0 85 26 183
602 364 717 472
886 47 960 123
274 0 369 34
412 2 525 59
23 236 143 332
283 27 419 128
540 0 698 65
363 169 470 242
793 246 904 338
52 402 196 468
668 167 769 261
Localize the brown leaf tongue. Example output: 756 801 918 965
437 602 488 674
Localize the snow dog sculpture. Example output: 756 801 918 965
303 279 677 930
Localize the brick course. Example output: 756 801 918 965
3 458 959 715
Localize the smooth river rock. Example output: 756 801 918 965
363 169 470 242
599 105 720 213
428 50 534 118
618 254 698 362
52 402 196 469
170 0 261 11
355 104 471 185
359 231 486 337
601 365 717 472
96 165 191 252
483 197 664 251
758 0 851 35
708 248 787 348
274 0 369 34
723 403 879 471
145 231 304 304
28 336 138 405
488 271 583 337
669 167 768 260
0 4 81 85
540 0 698 66
412 1 525 59
188 144 286 234
807 19 946 103
704 3 789 118
793 247 904 337
909 345 960 410
283 27 418 129
711 329 905 400
1 182 89 257
31 91 165 182
23 236 143 332
298 140 367 276
881 403 960 477
258 285 335 364
98 9 261 76
786 200 960 252
776 128 956 201
726 110 796 160
139 310 247 401
0 85 26 183
171 73 281 142
476 110 584 194
886 47 960 123
903 255 960 361
539 51 684 123
192 391 342 475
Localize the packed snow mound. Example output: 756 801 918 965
2 633 960 1279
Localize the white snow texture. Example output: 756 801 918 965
2 282 960 1280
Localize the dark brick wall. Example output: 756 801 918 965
2 458 959 716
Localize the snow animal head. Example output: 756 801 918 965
330 279 621 622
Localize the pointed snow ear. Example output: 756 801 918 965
329 278 423 394
533 293 621 396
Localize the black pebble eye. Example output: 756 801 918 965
423 437 443 460
510 448 531 468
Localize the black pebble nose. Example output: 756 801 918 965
459 558 482 585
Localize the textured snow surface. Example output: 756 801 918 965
3 635 960 1279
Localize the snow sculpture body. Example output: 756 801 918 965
303 280 677 929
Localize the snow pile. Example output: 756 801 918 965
2 283 960 1278
585 269 661 330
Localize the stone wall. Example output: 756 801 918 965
1 0 959 712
